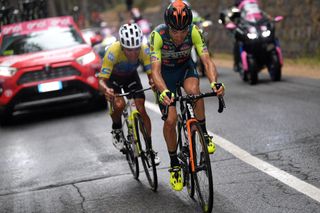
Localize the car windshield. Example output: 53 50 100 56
0 26 85 56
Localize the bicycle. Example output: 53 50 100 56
111 87 158 191
162 83 226 213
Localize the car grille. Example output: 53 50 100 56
17 66 81 85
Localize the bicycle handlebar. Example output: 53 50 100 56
161 83 226 121
115 87 152 97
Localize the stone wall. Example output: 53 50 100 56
187 0 320 58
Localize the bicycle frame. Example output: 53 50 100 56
176 86 198 173
172 83 225 173
109 86 158 190
162 84 224 212
125 98 141 154
110 92 140 155
110 87 152 155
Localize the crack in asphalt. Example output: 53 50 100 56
72 184 86 213
0 166 173 198
0 171 133 197
255 182 307 212
257 151 313 182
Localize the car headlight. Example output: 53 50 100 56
247 32 258 39
262 30 271 37
76 51 96 65
0 66 17 77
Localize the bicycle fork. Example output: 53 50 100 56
186 118 198 173
129 110 141 157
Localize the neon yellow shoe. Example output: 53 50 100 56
169 166 183 191
204 134 216 154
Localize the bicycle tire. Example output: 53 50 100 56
134 114 158 191
190 122 213 213
177 115 194 197
123 118 139 179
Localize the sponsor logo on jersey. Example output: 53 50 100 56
162 49 191 59
202 46 208 53
163 45 169 50
144 47 150 55
151 56 160 62
101 68 111 75
181 44 191 50
108 52 115 61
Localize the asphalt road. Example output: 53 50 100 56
0 68 319 213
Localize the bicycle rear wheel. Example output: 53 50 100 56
123 119 139 179
190 122 213 213
177 115 194 197
134 114 158 191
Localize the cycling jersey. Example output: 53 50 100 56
99 41 151 79
107 71 145 99
149 24 208 68
150 24 208 113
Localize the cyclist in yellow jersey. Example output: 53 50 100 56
99 23 160 165
150 0 225 191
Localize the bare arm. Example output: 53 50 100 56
151 61 173 105
200 54 224 96
151 61 167 92
98 77 114 101
200 54 218 84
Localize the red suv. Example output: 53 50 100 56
0 16 102 122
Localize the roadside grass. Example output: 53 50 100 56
286 56 320 68
214 53 320 67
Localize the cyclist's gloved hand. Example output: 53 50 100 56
210 82 225 96
159 89 174 106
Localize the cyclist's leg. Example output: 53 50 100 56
165 106 183 191
107 76 126 150
183 61 216 154
159 66 187 191
159 67 181 166
182 60 203 119
106 76 126 127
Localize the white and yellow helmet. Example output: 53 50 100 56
119 23 143 49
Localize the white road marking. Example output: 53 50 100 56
145 100 320 203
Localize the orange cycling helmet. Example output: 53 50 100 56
164 0 193 30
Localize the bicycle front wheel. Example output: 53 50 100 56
190 122 213 213
134 114 158 191
177 115 194 198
